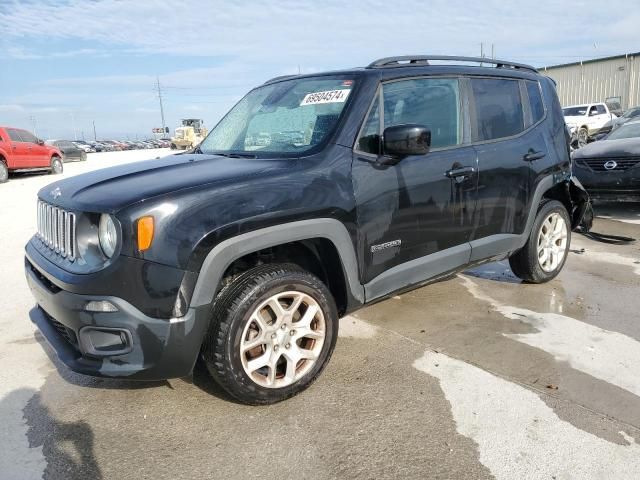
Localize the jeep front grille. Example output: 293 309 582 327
36 200 77 261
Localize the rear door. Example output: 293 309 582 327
6 128 31 168
468 77 545 261
352 76 478 297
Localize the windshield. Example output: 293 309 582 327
622 107 640 119
563 106 588 116
199 76 355 156
607 122 640 140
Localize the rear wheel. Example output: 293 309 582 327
509 200 571 283
201 264 338 405
0 160 8 183
50 156 63 175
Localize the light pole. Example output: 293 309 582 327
70 112 78 140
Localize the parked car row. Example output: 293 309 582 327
90 139 170 152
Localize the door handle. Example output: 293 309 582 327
523 150 546 162
445 166 476 179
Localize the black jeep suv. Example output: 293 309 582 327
25 55 589 404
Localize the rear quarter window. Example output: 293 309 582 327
526 81 545 124
471 78 524 142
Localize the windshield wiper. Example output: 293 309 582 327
207 151 257 159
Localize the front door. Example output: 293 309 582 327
352 77 477 299
18 129 48 167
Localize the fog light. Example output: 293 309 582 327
79 327 133 356
84 300 118 312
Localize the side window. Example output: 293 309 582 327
19 130 37 143
382 78 461 148
526 81 545 124
7 128 24 142
356 96 381 154
471 78 524 142
596 105 607 115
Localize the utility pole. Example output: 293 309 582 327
93 120 97 141
29 115 38 137
491 44 495 59
156 76 166 134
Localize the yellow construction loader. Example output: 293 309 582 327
170 119 208 150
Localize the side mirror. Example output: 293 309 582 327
37 139 44 146
381 124 431 163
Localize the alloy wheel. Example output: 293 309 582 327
537 212 568 272
240 291 326 388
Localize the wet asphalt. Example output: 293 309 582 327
1 150 639 479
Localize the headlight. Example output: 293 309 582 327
98 214 118 258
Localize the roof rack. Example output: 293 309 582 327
263 74 299 85
367 55 537 73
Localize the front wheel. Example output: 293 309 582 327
50 156 63 175
0 161 8 183
509 200 571 283
577 127 589 148
201 264 338 405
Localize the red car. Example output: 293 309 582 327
0 126 63 183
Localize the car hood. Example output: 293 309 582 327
572 138 640 159
39 153 290 212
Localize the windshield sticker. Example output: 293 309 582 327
300 89 351 106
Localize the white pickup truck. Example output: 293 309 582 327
563 103 618 147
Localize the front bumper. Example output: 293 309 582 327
25 257 210 380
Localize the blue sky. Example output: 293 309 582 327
0 0 638 140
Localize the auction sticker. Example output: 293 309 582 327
300 89 351 106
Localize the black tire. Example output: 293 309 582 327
0 160 8 183
170 143 177 150
509 200 571 283
50 156 63 175
201 263 338 405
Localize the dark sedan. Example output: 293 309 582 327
46 139 87 162
572 120 640 201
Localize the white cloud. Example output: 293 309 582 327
2 0 640 66
3 0 640 137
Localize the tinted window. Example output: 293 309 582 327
7 128 24 141
472 78 524 141
563 106 588 116
382 78 461 148
356 96 381 154
19 130 38 143
526 81 545 124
